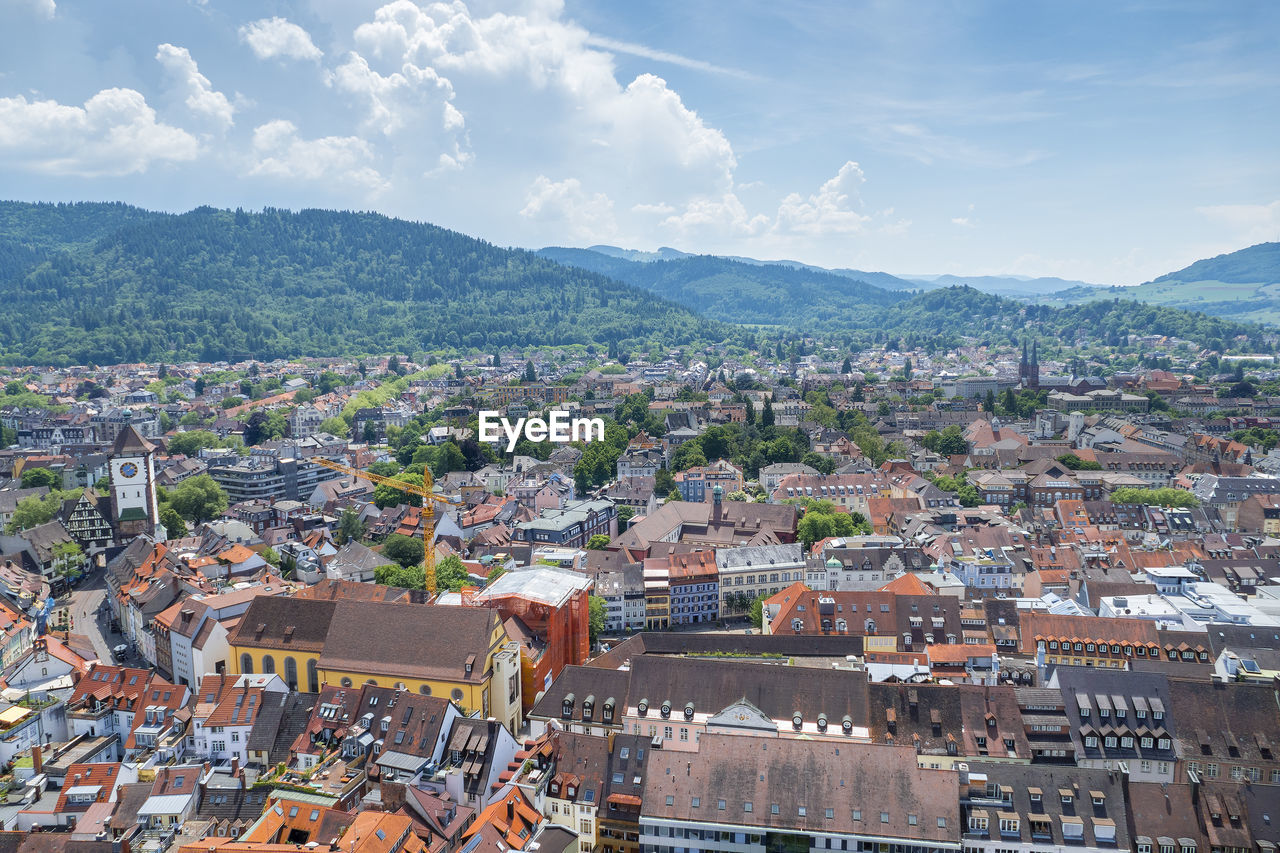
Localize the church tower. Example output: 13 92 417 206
111 425 160 540
1029 340 1040 389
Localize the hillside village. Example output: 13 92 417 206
0 337 1278 853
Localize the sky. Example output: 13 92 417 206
1 0 1277 286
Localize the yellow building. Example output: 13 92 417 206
229 595 524 733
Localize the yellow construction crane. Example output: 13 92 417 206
311 457 457 595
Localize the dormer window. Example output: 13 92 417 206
792 713 802 730
660 700 671 719
562 693 575 719
637 699 648 716
683 702 694 721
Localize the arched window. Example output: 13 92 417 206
284 657 298 690
262 655 276 674
240 653 253 674
307 659 319 693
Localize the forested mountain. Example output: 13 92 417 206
536 246 908 327
0 202 727 365
576 244 921 291
0 201 1269 367
1037 242 1280 325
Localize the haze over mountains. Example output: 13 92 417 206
0 201 1269 366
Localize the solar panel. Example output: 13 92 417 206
1241 659 1262 674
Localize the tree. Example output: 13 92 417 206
375 562 425 589
169 474 228 524
435 554 473 592
194 376 206 396
761 397 775 428
902 357 912 380
387 355 401 376
524 360 537 382
243 409 287 445
588 595 606 643
51 541 84 580
167 430 221 457
586 534 611 550
667 488 683 502
617 505 635 526
1110 487 1200 508
487 564 507 584
159 506 187 539
1056 453 1102 471
841 357 852 374
492 350 501 368
20 467 59 490
654 467 676 496
796 506 869 549
319 417 349 438
363 421 379 444
5 494 60 533
260 546 281 567
749 594 765 629
337 507 365 544
373 472 425 508
382 534 425 568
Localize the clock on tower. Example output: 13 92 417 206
110 425 160 540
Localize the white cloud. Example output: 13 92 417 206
0 88 198 176
249 119 387 191
328 50 457 135
347 1 743 227
240 17 323 62
520 175 617 241
28 0 55 18
773 161 869 236
156 43 235 130
1197 201 1280 247
951 217 972 227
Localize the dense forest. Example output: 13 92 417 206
0 201 1269 366
0 202 729 365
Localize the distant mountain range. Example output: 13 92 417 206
548 242 1280 326
537 244 1265 351
1034 242 1280 325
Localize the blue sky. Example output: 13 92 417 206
1 0 1277 285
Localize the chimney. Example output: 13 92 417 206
712 485 723 523
32 744 43 776
506 798 515 823
231 756 240 778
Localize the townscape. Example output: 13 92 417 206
0 334 1277 853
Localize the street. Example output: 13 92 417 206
64 571 128 665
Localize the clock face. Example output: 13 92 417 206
120 462 139 478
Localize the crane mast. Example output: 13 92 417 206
310 456 456 595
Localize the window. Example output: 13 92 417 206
825 809 835 820
879 811 888 824
908 814 918 826
772 804 780 815
717 800 726 811
743 802 752 813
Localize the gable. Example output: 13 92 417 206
705 699 777 733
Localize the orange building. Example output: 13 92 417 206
470 566 592 712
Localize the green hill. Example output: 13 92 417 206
537 246 909 328
1037 242 1280 324
0 202 730 365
